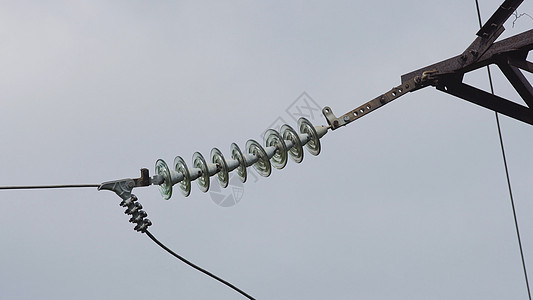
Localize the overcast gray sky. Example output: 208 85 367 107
1 0 533 299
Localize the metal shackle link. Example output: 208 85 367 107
154 117 329 199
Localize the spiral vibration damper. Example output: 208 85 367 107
154 117 329 200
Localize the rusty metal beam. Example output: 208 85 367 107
401 29 533 82
477 0 524 38
437 77 533 125
324 0 533 128
398 29 533 126
497 55 533 108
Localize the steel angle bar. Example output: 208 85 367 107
497 56 533 108
477 0 524 38
436 76 533 125
401 29 533 82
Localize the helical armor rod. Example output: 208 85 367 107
154 117 329 200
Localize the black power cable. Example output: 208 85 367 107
144 230 255 300
474 1 531 299
0 184 100 190
116 195 254 298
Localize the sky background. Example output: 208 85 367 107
1 0 533 299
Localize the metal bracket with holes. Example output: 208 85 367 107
322 76 427 130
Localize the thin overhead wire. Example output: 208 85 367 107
144 230 255 300
0 184 100 190
474 1 531 299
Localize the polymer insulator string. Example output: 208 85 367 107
474 1 531 299
154 117 329 200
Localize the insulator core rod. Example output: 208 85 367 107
189 168 202 181
225 158 240 172
154 117 329 199
242 152 259 167
264 146 277 160
169 170 184 185
298 133 311 145
284 139 295 150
